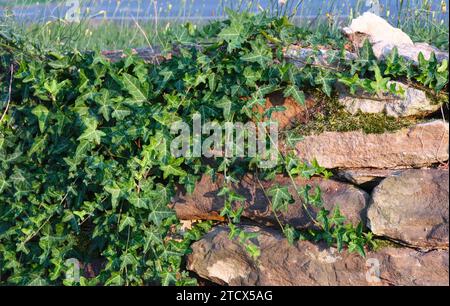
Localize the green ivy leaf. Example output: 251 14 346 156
105 272 124 286
160 158 187 179
283 225 297 245
105 183 121 209
122 73 148 103
267 184 293 212
283 85 305 105
241 38 272 66
119 215 136 232
218 22 246 52
31 105 49 133
77 125 106 145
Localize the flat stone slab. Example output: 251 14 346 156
291 120 449 169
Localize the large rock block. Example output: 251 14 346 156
292 120 449 169
368 169 449 249
187 225 449 286
254 92 318 130
172 173 369 229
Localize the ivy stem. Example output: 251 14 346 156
255 175 286 233
265 125 322 228
0 64 13 125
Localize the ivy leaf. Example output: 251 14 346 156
160 271 177 286
31 105 49 133
348 240 366 257
218 22 246 52
128 194 149 209
243 66 261 87
148 206 175 226
122 73 148 103
95 89 112 121
43 79 68 101
171 26 193 45
241 38 272 66
370 65 390 94
264 105 286 119
216 97 233 119
77 125 106 145
111 105 132 120
267 184 293 212
119 215 136 232
0 176 10 193
285 131 304 148
245 243 261 260
283 85 305 105
104 272 123 286
208 72 218 92
160 158 187 179
334 227 345 252
330 206 346 226
143 228 163 253
315 71 335 97
28 135 47 156
105 183 121 209
283 225 297 245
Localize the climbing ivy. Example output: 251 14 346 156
0 9 448 285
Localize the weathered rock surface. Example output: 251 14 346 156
368 169 449 249
284 46 357 69
187 225 449 286
337 81 441 118
343 12 449 63
336 169 403 187
254 92 318 130
173 173 369 229
292 120 449 169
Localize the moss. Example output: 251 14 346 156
371 238 403 251
292 93 420 136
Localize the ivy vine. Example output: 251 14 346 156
0 9 447 285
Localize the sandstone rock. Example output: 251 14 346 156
337 81 441 118
343 12 448 63
187 225 449 286
292 120 449 169
173 173 369 229
254 92 318 130
336 169 402 186
368 169 449 249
